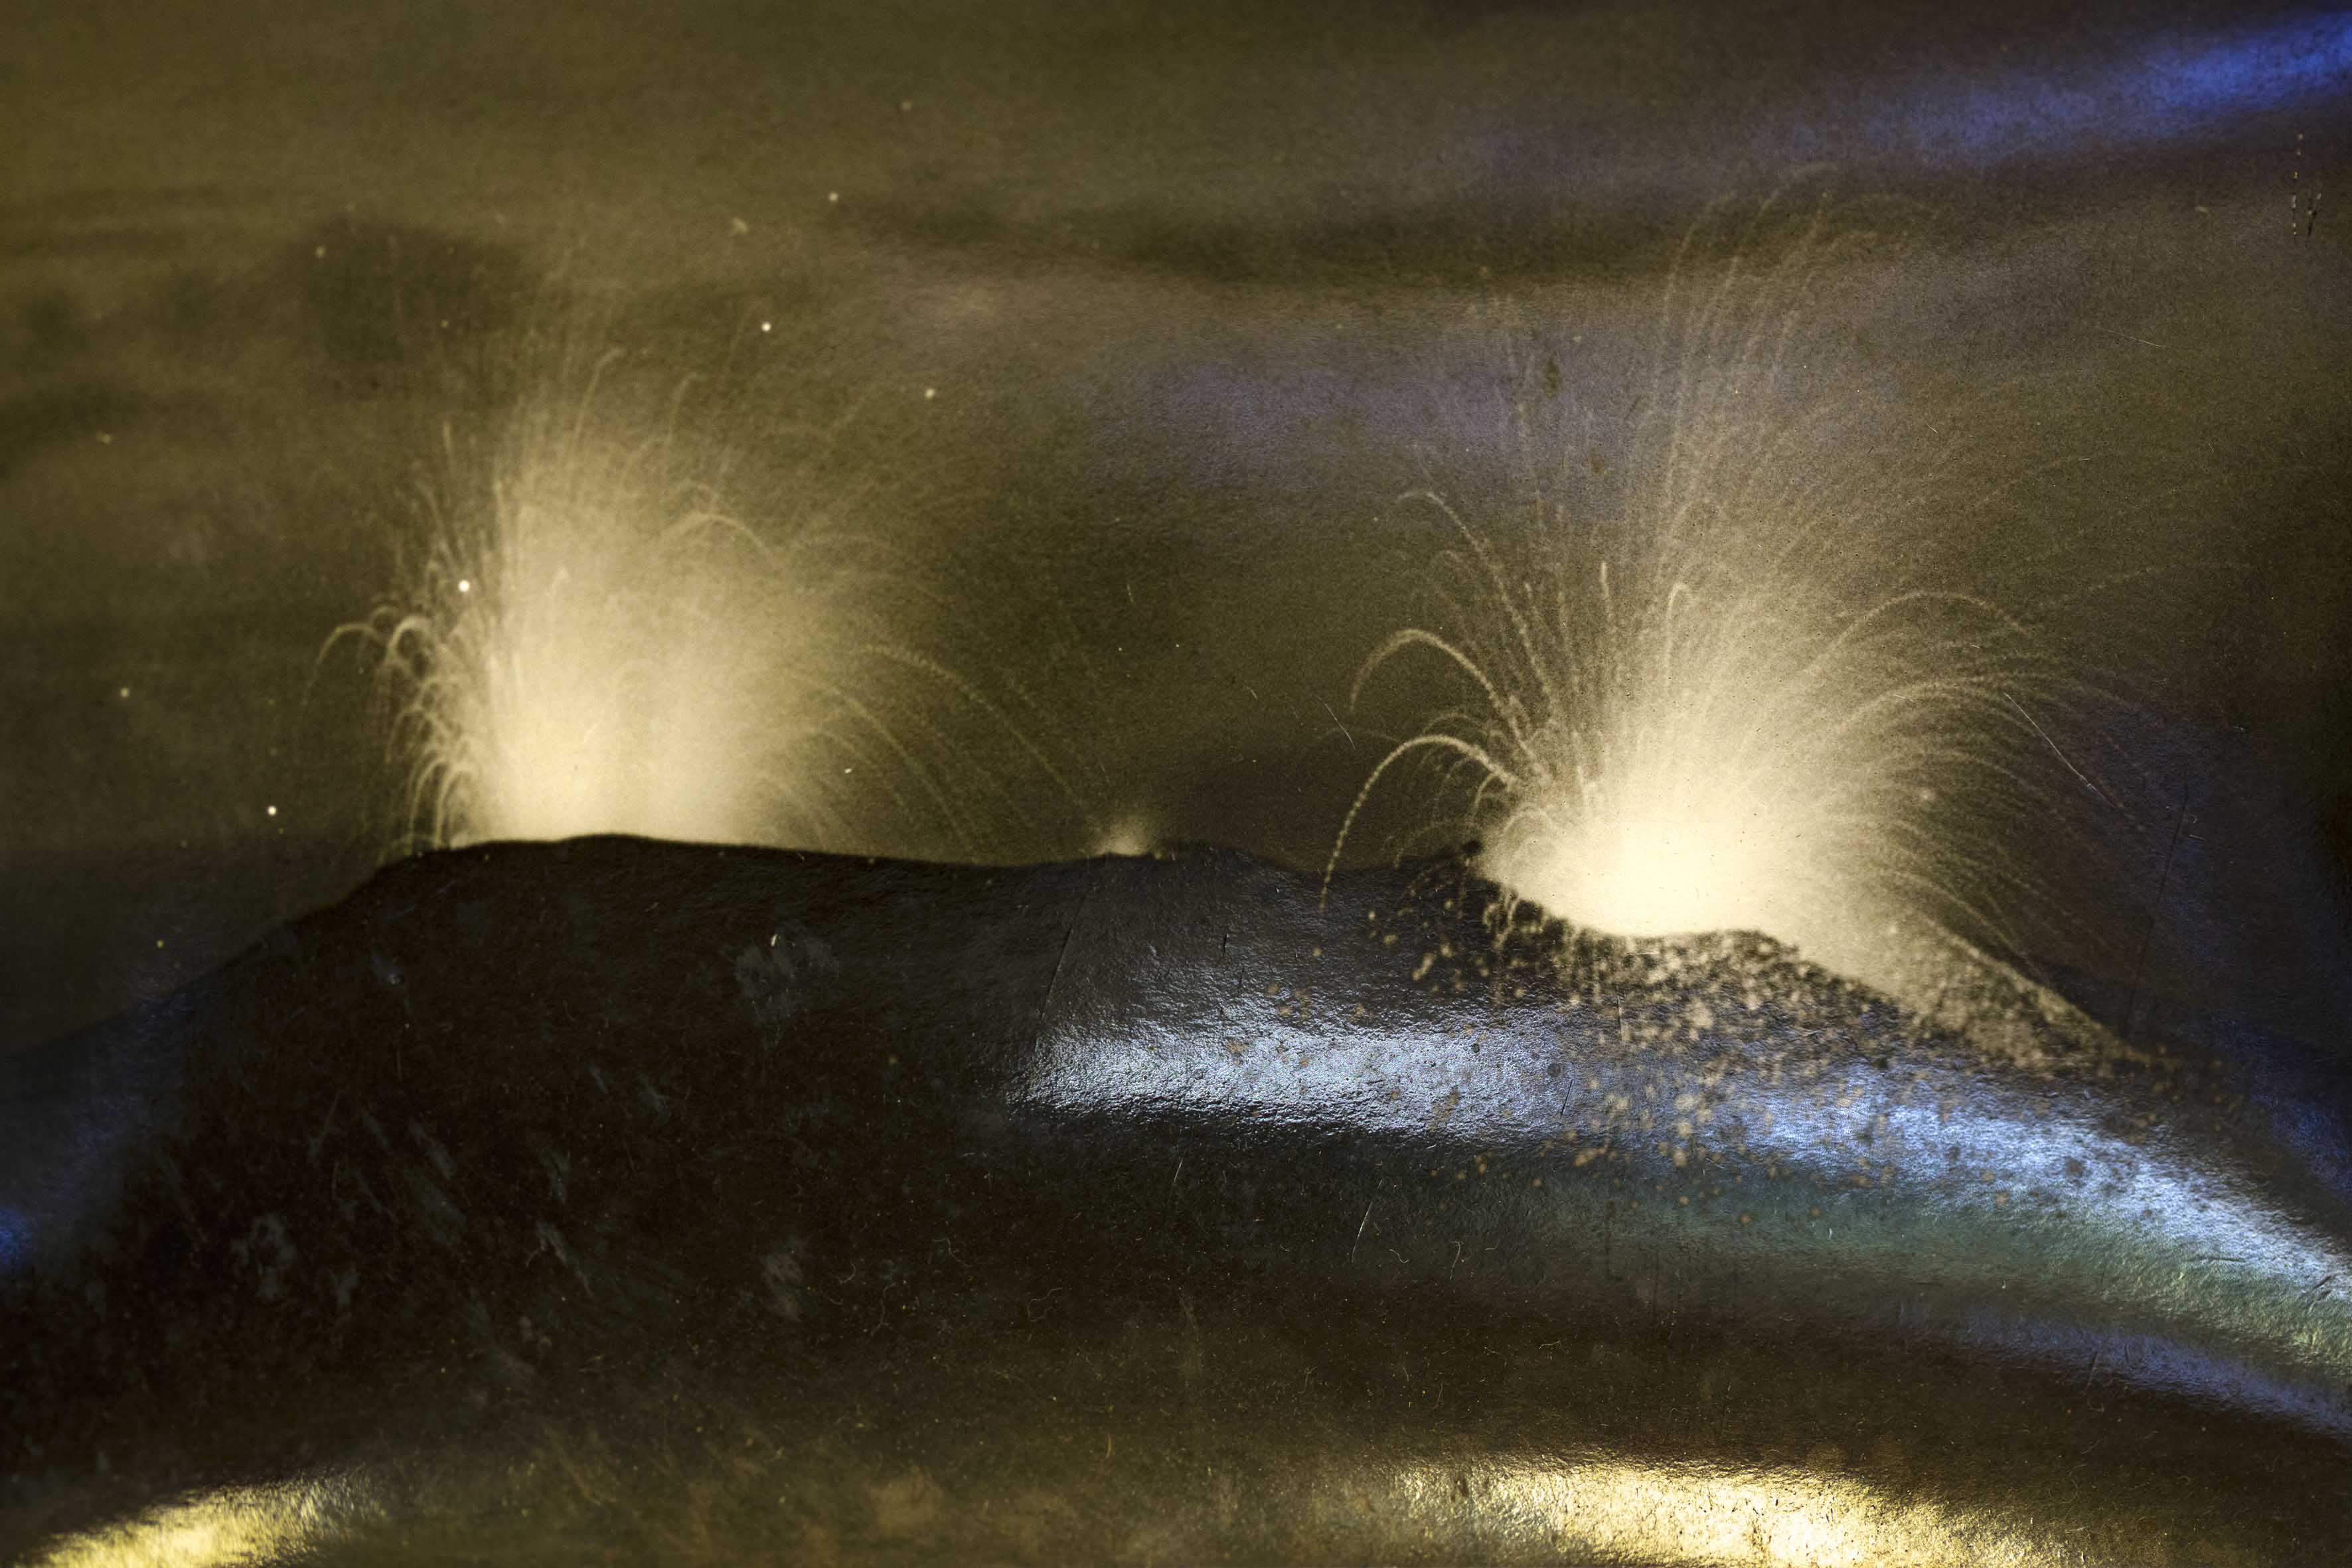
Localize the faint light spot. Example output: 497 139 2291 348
827 191 840 203
760 321 773 333
923 386 937 400
118 686 130 699
899 98 913 112
730 215 750 236
1095 813 1158 858
456 579 471 594
0 1206 29 1275
266 805 278 817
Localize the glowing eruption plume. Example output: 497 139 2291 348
345 332 1060 858
1341 195 2128 1004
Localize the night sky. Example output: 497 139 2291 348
5 0 2349 1052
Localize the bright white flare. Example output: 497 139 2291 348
1459 552 2073 994
358 372 849 850
344 337 1071 859
423 444 796 844
1504 777 1784 941
1342 196 2122 1002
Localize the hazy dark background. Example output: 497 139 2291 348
4 0 2349 1051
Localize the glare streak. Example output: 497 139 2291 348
1383 1454 2118 1567
1027 937 2352 1429
33 1471 377 1568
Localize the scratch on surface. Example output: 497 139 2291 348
2003 692 2119 810
1321 699 1356 751
1036 870 1093 1048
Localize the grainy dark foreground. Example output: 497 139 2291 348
4 838 2349 1563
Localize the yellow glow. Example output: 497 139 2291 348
446 466 811 846
1488 781 1788 942
34 1472 370 1568
1389 1456 2114 1568
345 332 1079 860
1468 575 1877 971
362 375 854 852
1093 813 1160 858
19 1454 2201 1565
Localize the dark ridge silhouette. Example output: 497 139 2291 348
3 837 2349 1561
